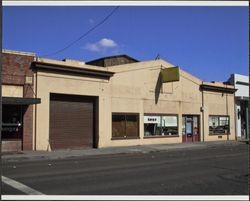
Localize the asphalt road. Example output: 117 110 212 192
1 142 249 195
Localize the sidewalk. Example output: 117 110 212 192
1 141 243 162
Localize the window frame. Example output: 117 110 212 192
111 112 140 140
208 115 230 135
143 113 179 138
2 105 23 140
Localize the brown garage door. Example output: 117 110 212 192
49 93 96 150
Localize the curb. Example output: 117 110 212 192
2 141 243 162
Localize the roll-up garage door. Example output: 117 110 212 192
49 93 96 150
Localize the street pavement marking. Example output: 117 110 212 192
2 176 44 195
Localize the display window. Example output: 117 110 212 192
2 105 23 139
209 116 230 134
144 115 178 136
112 113 139 139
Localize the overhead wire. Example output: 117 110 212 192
40 6 120 57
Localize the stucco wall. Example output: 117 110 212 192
35 59 236 150
203 91 235 141
35 71 111 150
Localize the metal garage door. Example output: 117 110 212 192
49 93 96 150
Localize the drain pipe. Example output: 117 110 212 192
201 81 205 142
226 85 229 141
34 57 38 150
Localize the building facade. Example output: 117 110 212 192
1 50 237 152
228 74 249 141
2 50 40 152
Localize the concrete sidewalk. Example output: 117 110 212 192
1 141 243 162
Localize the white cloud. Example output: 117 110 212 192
99 38 117 47
84 38 118 53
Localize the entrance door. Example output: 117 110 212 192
182 115 199 142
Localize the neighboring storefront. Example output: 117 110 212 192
2 50 41 152
1 51 237 151
227 74 249 141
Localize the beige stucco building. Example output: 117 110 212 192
1 50 236 151
33 55 236 151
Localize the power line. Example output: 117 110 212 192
40 6 120 57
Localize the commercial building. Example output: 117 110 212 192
2 50 41 152
227 74 249 141
1 50 237 152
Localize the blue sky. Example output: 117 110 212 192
3 6 248 81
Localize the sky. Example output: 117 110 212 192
3 6 248 81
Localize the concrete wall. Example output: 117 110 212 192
35 71 111 150
203 91 235 141
2 85 23 97
234 74 249 97
107 60 235 147
35 59 236 150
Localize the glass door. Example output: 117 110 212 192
182 115 199 142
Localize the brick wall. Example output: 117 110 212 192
2 51 35 151
1 140 22 152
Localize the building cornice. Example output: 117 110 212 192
32 61 115 79
200 84 237 94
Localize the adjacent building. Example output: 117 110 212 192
2 50 41 152
1 50 237 152
227 74 249 141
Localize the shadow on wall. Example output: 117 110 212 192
155 72 162 104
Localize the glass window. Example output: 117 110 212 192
2 105 23 139
144 115 178 136
112 114 139 139
209 116 229 134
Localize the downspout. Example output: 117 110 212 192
233 86 237 141
34 57 38 150
201 81 205 142
226 85 229 141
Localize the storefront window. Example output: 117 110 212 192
2 105 23 139
112 113 139 139
144 115 178 136
209 116 229 134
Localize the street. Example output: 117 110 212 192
1 142 249 195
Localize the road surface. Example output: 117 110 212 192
1 142 248 195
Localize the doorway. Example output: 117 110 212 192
182 115 200 142
49 93 98 150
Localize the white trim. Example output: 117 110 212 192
1 195 249 200
2 1 249 6
2 49 36 56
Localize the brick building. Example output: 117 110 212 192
2 50 40 152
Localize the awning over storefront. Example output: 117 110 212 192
2 97 41 105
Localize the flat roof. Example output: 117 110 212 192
2 49 36 56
